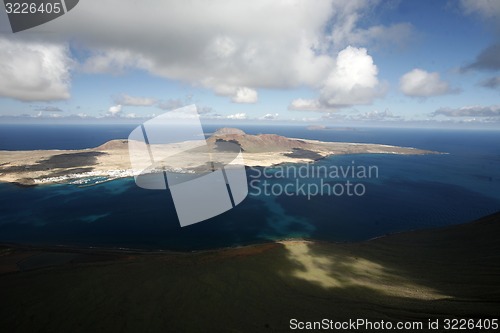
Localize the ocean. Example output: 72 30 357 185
0 124 499 250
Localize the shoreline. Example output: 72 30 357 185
1 149 446 188
0 132 443 186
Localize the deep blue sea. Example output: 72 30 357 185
1 124 499 250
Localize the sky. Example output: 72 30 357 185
0 0 499 127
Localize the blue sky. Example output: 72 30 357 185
0 0 499 127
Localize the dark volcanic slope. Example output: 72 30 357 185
207 127 312 153
0 212 499 332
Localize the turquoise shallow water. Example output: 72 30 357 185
0 125 499 250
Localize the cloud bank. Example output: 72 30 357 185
11 0 408 107
433 105 500 117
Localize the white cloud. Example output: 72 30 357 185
231 87 258 104
320 109 399 122
320 46 384 107
34 111 62 118
352 110 400 121
290 46 385 111
0 37 72 101
108 104 122 116
114 94 156 106
288 99 322 111
400 69 453 97
260 113 279 120
206 36 237 59
226 113 247 120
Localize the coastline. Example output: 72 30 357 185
0 132 443 187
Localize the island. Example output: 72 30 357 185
0 128 440 186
